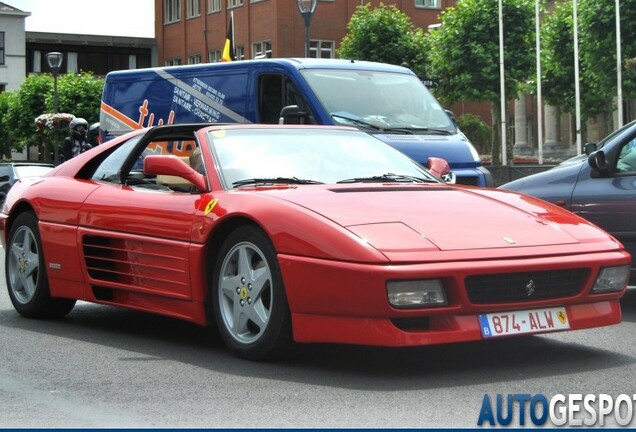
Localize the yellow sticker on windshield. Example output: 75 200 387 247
205 199 218 215
211 130 226 138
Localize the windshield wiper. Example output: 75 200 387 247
331 113 382 130
232 177 324 188
336 173 436 184
331 113 413 134
402 127 452 135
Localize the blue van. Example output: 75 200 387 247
100 58 492 186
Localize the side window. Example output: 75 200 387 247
615 137 636 174
258 74 315 124
91 135 143 183
258 74 283 124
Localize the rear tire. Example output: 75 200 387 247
6 212 76 318
211 225 292 360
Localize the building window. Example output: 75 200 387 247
228 0 243 8
33 50 41 73
209 50 222 62
0 32 5 65
188 54 202 64
415 0 440 8
164 0 181 23
252 41 272 59
166 58 182 66
208 0 221 13
67 52 78 73
309 40 334 59
187 0 201 18
235 46 245 60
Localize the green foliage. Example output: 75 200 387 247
50 72 104 123
541 0 636 120
1 72 104 159
540 1 575 111
4 74 53 152
456 113 492 155
337 3 428 78
426 0 534 164
0 92 17 158
426 0 535 105
579 0 636 117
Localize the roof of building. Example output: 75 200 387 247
26 31 154 48
0 1 31 17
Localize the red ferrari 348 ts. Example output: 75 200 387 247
0 124 630 360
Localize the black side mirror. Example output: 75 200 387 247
588 150 609 176
278 105 309 125
584 142 597 155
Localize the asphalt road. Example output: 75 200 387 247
1 244 635 428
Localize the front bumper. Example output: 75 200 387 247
279 250 629 346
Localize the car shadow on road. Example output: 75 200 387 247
0 299 633 392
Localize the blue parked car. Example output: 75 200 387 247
500 120 636 284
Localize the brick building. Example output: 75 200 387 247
155 0 455 65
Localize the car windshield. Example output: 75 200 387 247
301 69 456 133
207 128 440 188
14 165 53 179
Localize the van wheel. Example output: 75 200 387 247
6 212 76 318
211 225 292 360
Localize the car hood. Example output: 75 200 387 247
271 184 594 257
374 132 481 167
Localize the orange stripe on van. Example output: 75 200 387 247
100 101 141 130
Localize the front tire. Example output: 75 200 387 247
6 212 76 318
212 225 292 360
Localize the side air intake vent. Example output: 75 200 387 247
82 235 189 294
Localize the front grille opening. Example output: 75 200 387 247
391 317 430 331
92 286 114 301
465 268 590 304
455 176 479 186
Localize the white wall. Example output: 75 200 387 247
0 6 30 91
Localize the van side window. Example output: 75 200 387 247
258 74 313 124
259 74 283 124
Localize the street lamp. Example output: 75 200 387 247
296 0 318 58
46 51 63 165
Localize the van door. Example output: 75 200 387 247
257 74 315 124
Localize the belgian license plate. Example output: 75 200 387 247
478 307 570 338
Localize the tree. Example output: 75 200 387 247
578 0 636 119
52 72 104 124
426 0 535 164
540 1 575 112
2 72 104 161
4 74 53 153
0 92 16 159
337 3 428 79
541 0 636 126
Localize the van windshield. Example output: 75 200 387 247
301 69 456 133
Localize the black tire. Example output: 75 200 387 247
211 225 292 360
5 212 76 318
